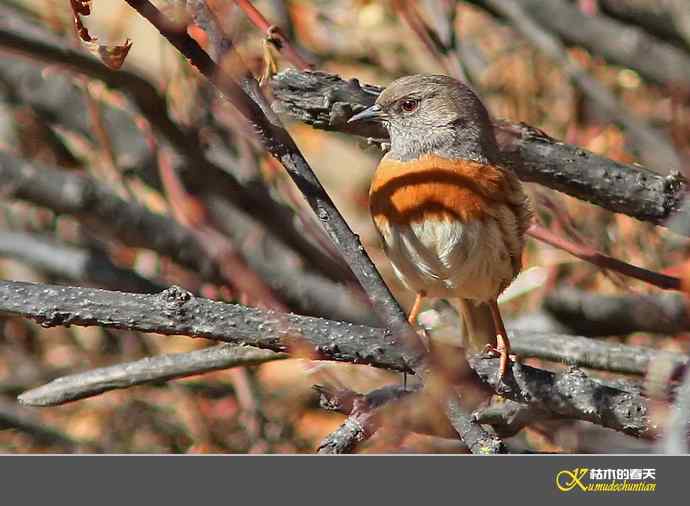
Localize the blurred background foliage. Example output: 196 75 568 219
0 0 689 453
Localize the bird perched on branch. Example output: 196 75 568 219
348 74 532 381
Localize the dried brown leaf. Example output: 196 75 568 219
82 39 133 70
70 0 133 70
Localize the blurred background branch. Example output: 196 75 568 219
0 0 689 453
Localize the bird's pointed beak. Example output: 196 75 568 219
348 104 384 123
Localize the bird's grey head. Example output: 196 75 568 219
349 74 498 163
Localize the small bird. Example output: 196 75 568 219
348 74 532 381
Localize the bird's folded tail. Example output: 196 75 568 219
456 298 497 352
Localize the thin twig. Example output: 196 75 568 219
528 224 682 291
316 384 419 454
230 0 312 69
18 344 286 407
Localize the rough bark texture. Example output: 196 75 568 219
0 280 659 439
468 355 654 438
0 281 416 372
271 69 688 230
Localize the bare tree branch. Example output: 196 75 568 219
0 151 374 322
0 8 349 283
468 355 654 438
18 344 285 407
600 0 690 49
315 383 504 454
270 69 688 231
316 384 419 454
0 279 664 439
120 0 425 356
473 399 554 438
0 151 219 281
443 393 507 453
0 398 89 450
0 280 415 372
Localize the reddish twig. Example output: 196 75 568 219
231 0 312 70
528 224 682 291
392 0 466 81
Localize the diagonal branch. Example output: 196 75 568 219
0 151 220 281
494 0 690 88
120 0 425 357
316 384 420 454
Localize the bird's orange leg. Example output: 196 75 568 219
408 291 426 326
489 299 512 383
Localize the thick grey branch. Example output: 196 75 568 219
469 355 654 438
0 280 415 372
270 69 687 230
1 279 667 438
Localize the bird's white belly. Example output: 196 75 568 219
378 217 514 301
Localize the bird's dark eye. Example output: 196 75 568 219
400 99 419 113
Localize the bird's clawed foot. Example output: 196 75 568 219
481 335 515 385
